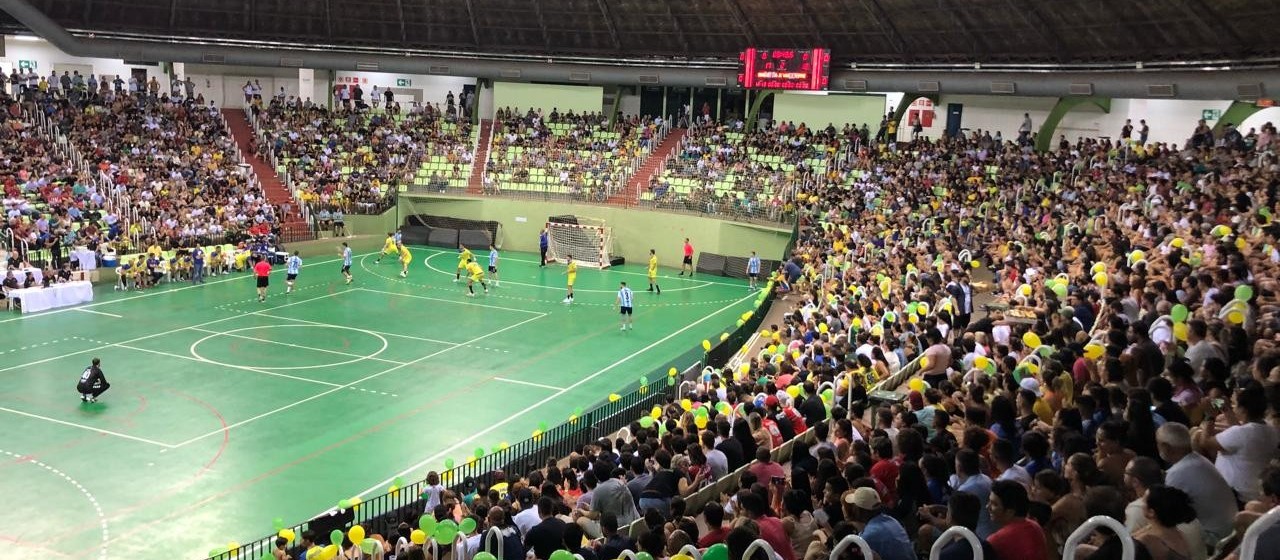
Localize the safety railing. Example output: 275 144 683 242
1063 516 1134 560
928 526 983 560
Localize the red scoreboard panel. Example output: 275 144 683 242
737 48 831 91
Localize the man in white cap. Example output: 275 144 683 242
844 486 914 560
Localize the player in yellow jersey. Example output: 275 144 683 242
464 260 488 297
398 243 413 277
375 233 397 264
454 245 473 283
647 249 661 294
561 255 577 304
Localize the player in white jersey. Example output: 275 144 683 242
616 281 634 330
340 242 353 284
487 244 500 287
285 251 302 293
747 251 761 289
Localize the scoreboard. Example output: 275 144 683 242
737 48 831 91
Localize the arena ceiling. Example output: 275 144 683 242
4 0 1280 65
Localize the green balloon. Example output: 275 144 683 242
694 406 709 418
667 376 675 387
473 447 485 459
272 517 285 531
639 376 648 386
330 529 344 546
475 553 498 560
1236 284 1254 302
550 550 577 560
260 553 275 560
1052 284 1068 299
573 406 583 416
1171 304 1189 323
337 500 351 510
538 421 549 432
736 319 745 327
433 524 457 543
704 543 730 560
419 515 437 534
360 538 377 554
209 547 229 557
639 416 654 428
444 458 455 470
459 517 477 534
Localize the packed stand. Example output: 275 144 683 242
650 120 843 221
283 120 1280 560
484 107 661 201
253 95 476 217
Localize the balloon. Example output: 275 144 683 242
273 517 285 531
475 553 498 560
974 356 990 370
704 543 731 560
668 367 678 377
306 547 322 559
1094 272 1108 287
337 499 351 510
474 447 485 459
739 363 751 376
680 398 692 411
360 538 377 555
767 344 778 354
736 319 745 327
1018 284 1032 297
1022 332 1042 348
970 259 981 268
550 551 577 560
818 323 829 333
1083 343 1105 360
410 529 427 545
434 524 457 544
786 385 801 398
720 332 729 341
639 416 654 428
419 515 437 534
672 555 695 560
760 330 771 337
636 553 656 560
852 317 863 329
820 389 833 403
1228 310 1245 324
792 350 802 360
1171 304 1189 323
695 415 708 429
741 311 753 321
1173 322 1189 341
908 314 919 324
920 356 929 369
608 393 621 402
907 378 925 393
884 312 896 323
444 458 455 470
279 529 296 543
348 526 365 543
1171 237 1185 248
702 339 711 351
321 545 338 560
651 405 662 418
330 530 344 546
1235 285 1254 302
1052 283 1068 299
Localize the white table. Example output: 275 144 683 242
9 281 94 313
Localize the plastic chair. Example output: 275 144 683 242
1063 516 1133 560
928 526 983 560
1240 506 1280 560
830 534 873 560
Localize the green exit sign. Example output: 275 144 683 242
1202 109 1222 121
396 78 412 87
18 60 37 70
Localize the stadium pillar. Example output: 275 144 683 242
1212 100 1265 136
747 89 781 131
299 68 315 107
1035 96 1111 152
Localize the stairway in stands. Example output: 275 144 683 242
607 128 686 205
221 108 311 240
465 119 495 195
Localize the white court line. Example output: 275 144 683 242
169 310 549 448
416 252 715 293
348 290 756 500
493 377 564 391
0 252 369 324
113 343 343 388
186 326 408 366
0 406 176 448
354 287 546 315
74 308 123 318
0 288 351 376
254 312 463 346
418 247 747 286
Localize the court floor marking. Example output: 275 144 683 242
167 307 549 449
493 377 564 391
74 308 123 318
416 252 716 293
353 287 547 315
0 448 110 560
350 290 758 500
0 407 177 449
109 342 344 388
250 312 463 347
186 326 408 366
0 252 370 325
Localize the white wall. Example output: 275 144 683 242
1240 107 1280 134
333 70 474 108
2 35 162 82
618 90 641 117
184 63 301 108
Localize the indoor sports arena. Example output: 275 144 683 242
0 1 1278 559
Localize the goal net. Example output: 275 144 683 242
546 218 613 268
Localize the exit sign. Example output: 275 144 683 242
396 78 412 87
1202 109 1222 121
18 60 36 70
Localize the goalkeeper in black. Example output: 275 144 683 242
77 357 110 403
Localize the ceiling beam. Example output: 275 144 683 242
462 0 481 46
530 1 551 52
792 0 828 47
720 0 759 46
857 0 906 55
594 0 622 50
168 0 178 28
942 0 990 58
660 0 691 55
244 0 251 33
324 0 332 39
393 0 406 44
1178 0 1245 49
1110 2 1164 59
82 0 92 25
1005 0 1067 62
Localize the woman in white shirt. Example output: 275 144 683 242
1195 384 1280 502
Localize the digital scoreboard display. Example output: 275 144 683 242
737 48 831 91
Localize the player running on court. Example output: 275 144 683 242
679 238 694 276
647 249 661 294
341 242 353 284
747 251 761 289
465 260 489 296
487 244 500 286
375 232 396 264
617 281 634 330
285 251 302 293
454 245 473 282
562 255 577 304
398 243 413 277
254 255 271 302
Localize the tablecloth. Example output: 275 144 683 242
4 267 43 285
9 281 94 313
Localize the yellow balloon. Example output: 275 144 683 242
1171 237 1185 249
1173 322 1188 341
348 526 366 544
767 344 778 354
786 385 801 397
410 530 427 545
668 367 678 377
908 314 919 324
321 545 339 560
974 356 990 369
920 356 929 369
1091 262 1106 275
1023 332 1042 348
702 339 711 351
694 416 708 429
740 363 751 375
608 393 621 402
307 547 323 559
760 330 771 338
819 323 829 333
681 398 693 411
907 378 925 392
1094 272 1109 287
651 406 662 419
852 317 863 328
792 350 802 359
1236 237 1247 251
720 332 730 341
279 529 296 543
1228 311 1245 324
772 333 782 342
1084 343 1105 360
1018 284 1032 297
916 303 929 316
970 260 981 268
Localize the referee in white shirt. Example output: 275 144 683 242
617 281 634 331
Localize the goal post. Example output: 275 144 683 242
545 218 613 268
